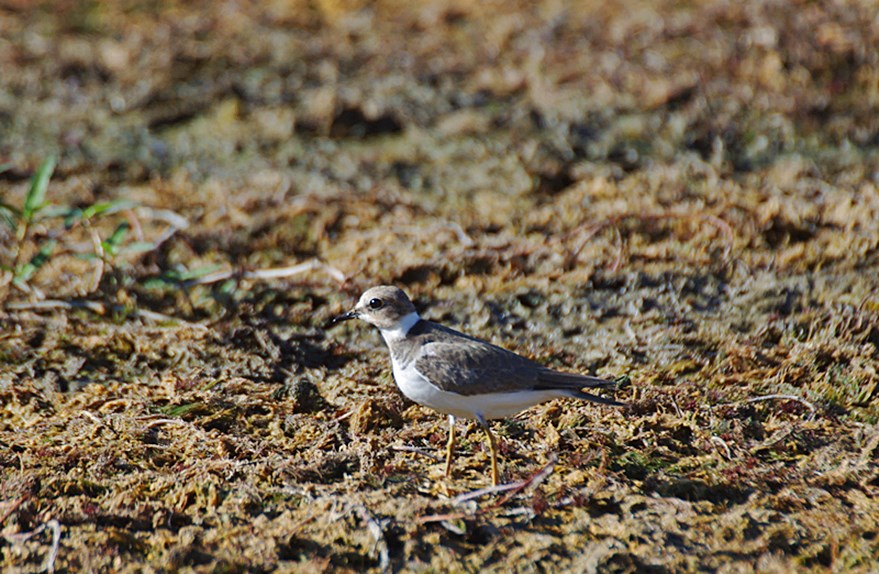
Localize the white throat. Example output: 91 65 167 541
379 311 420 344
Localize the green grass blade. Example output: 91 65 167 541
75 252 101 261
39 204 76 220
107 222 130 246
119 241 156 255
177 264 222 281
82 199 137 219
60 200 139 228
62 207 85 228
23 156 57 222
143 264 223 290
159 402 202 417
101 222 130 256
0 200 22 217
14 239 57 285
0 200 21 230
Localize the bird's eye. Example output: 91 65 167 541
368 298 384 310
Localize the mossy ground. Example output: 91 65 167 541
2 1 879 572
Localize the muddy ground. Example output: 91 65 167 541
2 0 879 572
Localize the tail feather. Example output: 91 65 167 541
571 389 626 407
536 369 625 407
536 369 617 389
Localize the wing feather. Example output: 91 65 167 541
402 320 622 405
413 340 541 395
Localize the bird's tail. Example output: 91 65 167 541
536 370 626 406
570 389 626 407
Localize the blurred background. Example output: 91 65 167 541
2 0 878 306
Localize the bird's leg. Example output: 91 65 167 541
444 415 456 478
476 414 499 486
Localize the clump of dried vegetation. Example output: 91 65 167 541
2 0 879 572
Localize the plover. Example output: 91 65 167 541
332 285 624 485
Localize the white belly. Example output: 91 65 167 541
390 358 568 420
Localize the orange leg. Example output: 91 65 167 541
477 414 499 486
444 415 456 478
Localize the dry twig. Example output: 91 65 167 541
0 495 28 527
563 211 735 269
746 394 817 419
81 410 121 438
6 299 105 314
418 453 558 524
135 207 189 249
45 519 61 574
183 259 346 287
350 505 390 573
4 298 202 327
88 227 105 293
710 435 733 460
712 393 818 420
2 519 61 574
390 445 442 461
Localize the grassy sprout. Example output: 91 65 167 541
1 156 155 301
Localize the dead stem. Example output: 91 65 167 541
2 519 61 574
350 505 390 573
418 454 558 523
0 495 29 527
390 445 443 461
746 394 818 419
183 259 346 287
88 227 104 294
4 299 202 326
562 211 735 269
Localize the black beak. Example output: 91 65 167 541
329 310 358 326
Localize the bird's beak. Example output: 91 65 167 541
330 310 358 325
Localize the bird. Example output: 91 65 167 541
332 285 624 486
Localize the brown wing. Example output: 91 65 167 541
407 321 621 405
413 338 544 395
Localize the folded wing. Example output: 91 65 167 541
413 336 623 407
